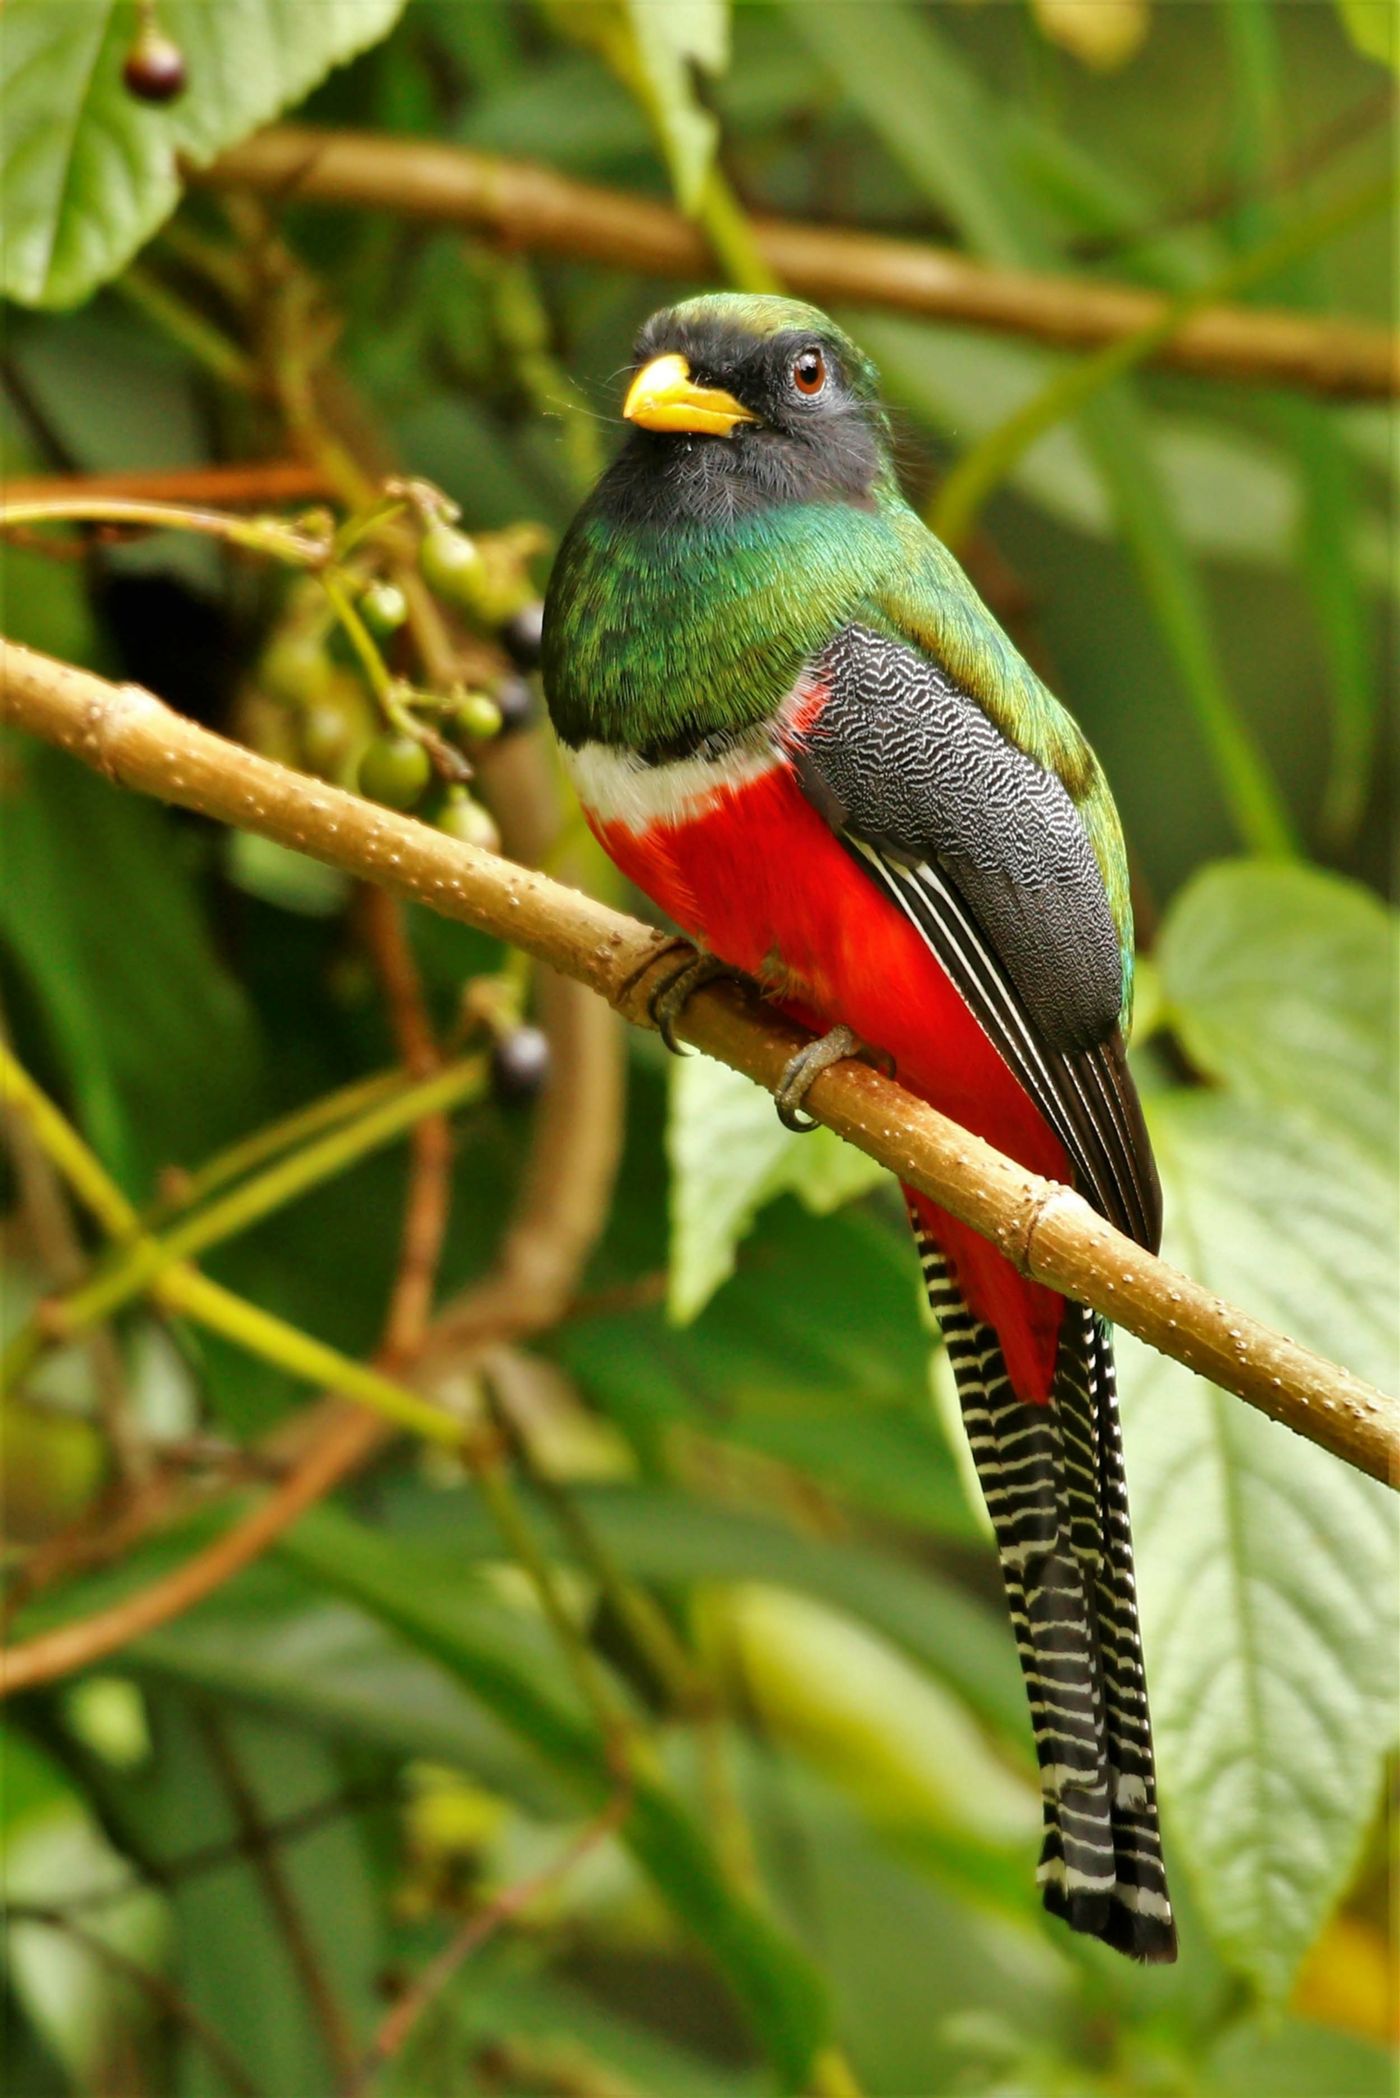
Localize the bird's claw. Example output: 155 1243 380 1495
644 946 748 1055
775 1025 891 1131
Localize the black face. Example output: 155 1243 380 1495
600 311 888 527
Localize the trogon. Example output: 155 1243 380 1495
542 293 1176 1962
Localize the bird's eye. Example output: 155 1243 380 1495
792 348 827 397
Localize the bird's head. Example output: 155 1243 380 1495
607 293 894 521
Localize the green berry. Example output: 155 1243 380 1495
261 630 332 707
298 703 354 779
453 691 503 742
358 733 432 811
359 580 408 637
419 524 487 608
435 790 500 852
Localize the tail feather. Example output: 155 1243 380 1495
914 1214 1176 1963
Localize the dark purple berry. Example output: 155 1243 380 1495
122 29 187 102
501 599 545 671
491 1025 550 1103
492 674 537 735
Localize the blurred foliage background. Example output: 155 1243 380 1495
0 3 1396 2094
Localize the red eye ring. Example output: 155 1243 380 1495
792 348 826 397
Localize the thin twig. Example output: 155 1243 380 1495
198 1712 359 2083
1 639 1390 1486
484 1349 705 1716
340 1788 632 2098
7 1780 400 1919
359 888 454 1363
0 1401 389 1696
200 127 1400 402
0 494 328 566
5 1905 265 2098
0 1047 487 1392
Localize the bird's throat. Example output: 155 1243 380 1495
543 492 896 757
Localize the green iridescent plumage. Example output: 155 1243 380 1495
545 293 1135 1019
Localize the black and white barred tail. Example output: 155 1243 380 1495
915 1220 1177 1962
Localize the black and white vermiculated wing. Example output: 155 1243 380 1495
787 623 1161 1252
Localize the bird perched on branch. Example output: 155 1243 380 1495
543 293 1175 1962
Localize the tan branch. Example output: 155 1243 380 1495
0 460 332 510
203 128 1400 403
1 637 1394 1491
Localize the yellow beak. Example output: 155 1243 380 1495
622 352 758 438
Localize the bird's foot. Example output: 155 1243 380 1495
642 943 750 1055
775 1026 893 1132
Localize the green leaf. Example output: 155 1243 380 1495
543 0 730 215
1120 1089 1398 2000
126 1570 568 1814
280 1507 831 2090
1203 2013 1394 2097
702 1584 1037 1851
1335 0 1398 70
1157 861 1397 1157
623 0 730 213
0 0 409 308
667 1052 886 1321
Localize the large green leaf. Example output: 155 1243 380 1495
0 0 408 308
1157 860 1396 1158
667 1052 885 1321
1121 1086 1397 2000
1123 864 1398 1996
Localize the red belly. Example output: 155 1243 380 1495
589 762 1070 1398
